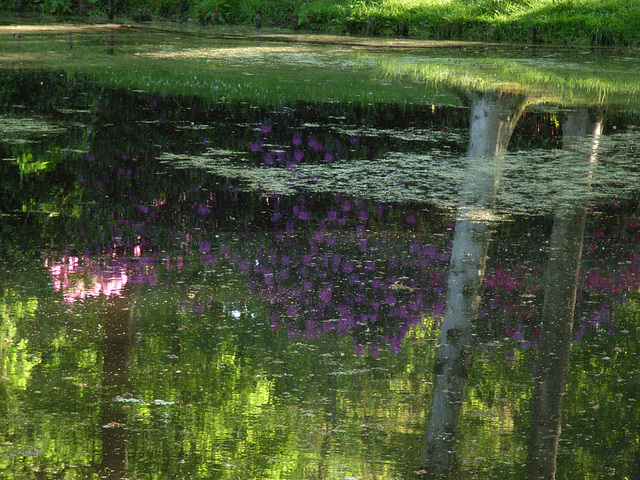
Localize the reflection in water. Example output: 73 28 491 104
421 90 527 477
526 108 602 480
2 68 640 479
100 288 135 480
48 256 132 303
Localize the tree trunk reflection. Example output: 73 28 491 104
99 288 135 480
526 108 602 480
421 90 527 479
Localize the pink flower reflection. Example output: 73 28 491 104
47 253 156 304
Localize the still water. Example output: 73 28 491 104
2 22 640 480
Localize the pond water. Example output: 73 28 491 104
2 22 640 480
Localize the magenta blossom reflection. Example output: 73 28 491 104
48 256 130 303
47 248 158 304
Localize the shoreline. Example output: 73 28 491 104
1 4 640 48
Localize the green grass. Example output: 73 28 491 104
2 0 640 46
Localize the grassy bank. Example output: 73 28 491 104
2 0 640 46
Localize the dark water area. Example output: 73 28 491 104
2 66 640 480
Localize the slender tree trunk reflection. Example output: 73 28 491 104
420 90 527 479
99 288 135 480
526 108 602 480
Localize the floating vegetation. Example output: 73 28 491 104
158 124 640 216
0 115 68 144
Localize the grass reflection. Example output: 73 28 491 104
379 51 640 107
3 21 640 108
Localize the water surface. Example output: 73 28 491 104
1 24 640 480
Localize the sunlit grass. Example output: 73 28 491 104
254 0 634 45
3 0 639 45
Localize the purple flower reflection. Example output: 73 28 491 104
318 284 333 303
249 141 263 152
308 136 323 152
264 153 275 165
295 207 311 221
331 254 341 272
269 312 279 329
294 150 304 162
341 261 354 274
286 220 295 235
384 294 396 305
423 245 437 259
389 336 402 355
260 124 272 136
305 319 318 338
199 241 211 254
292 132 302 146
574 303 611 342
